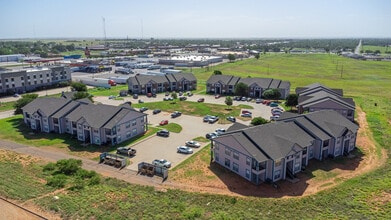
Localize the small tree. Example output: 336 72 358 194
285 94 298 111
254 53 260 60
73 91 93 102
14 93 39 114
56 159 82 175
225 96 233 109
234 82 248 97
71 81 87 92
171 92 177 99
213 70 222 75
251 117 269 126
262 89 281 100
227 54 236 62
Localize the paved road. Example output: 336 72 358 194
355 39 362 54
0 110 15 119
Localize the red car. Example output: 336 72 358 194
197 98 205 102
241 110 252 114
159 120 168 126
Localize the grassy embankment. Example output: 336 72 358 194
0 54 390 218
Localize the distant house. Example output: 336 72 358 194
22 97 147 146
296 83 355 121
206 75 290 99
128 72 197 94
211 110 359 185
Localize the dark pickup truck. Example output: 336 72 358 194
116 147 137 156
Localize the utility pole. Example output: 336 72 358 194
102 17 107 46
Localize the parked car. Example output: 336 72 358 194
165 91 170 96
233 96 240 101
146 93 152 97
179 96 187 101
159 120 169 126
241 110 252 114
226 116 236 122
163 97 174 101
133 94 138 99
215 94 221 99
241 113 252 117
197 98 205 102
13 93 20 97
157 129 170 137
270 102 279 107
138 99 144 103
255 98 263 103
208 116 219 123
152 159 171 168
206 132 218 139
116 147 136 156
171 111 182 118
203 115 212 122
272 107 284 111
241 97 247 101
187 92 193 97
271 109 283 114
178 91 183 96
177 146 193 154
108 95 116 99
270 115 280 121
215 128 226 134
139 107 148 112
185 140 201 148
153 109 161 114
246 97 252 102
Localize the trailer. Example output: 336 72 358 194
80 77 116 88
99 152 127 169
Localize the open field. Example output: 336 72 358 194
0 54 390 218
361 45 390 54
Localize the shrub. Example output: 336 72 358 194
251 117 269 126
69 177 85 191
56 159 82 176
88 175 101 186
43 162 57 172
46 174 67 188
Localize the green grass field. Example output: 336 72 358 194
361 45 390 55
1 54 390 218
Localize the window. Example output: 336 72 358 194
233 163 239 172
5 79 8 82
140 117 144 123
11 78 14 82
117 125 121 132
294 162 301 172
215 153 219 162
125 122 130 128
95 137 100 144
132 128 137 135
233 151 239 160
224 158 230 167
225 147 231 156
214 144 219 150
323 140 329 147
245 169 250 179
132 120 136 126
275 160 282 167
117 135 121 142
274 170 281 179
21 77 24 80
337 138 340 144
126 131 131 138
246 157 251 166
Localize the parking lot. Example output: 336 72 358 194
94 93 278 171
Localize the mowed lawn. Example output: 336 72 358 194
0 54 390 219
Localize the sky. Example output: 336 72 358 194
0 0 390 39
